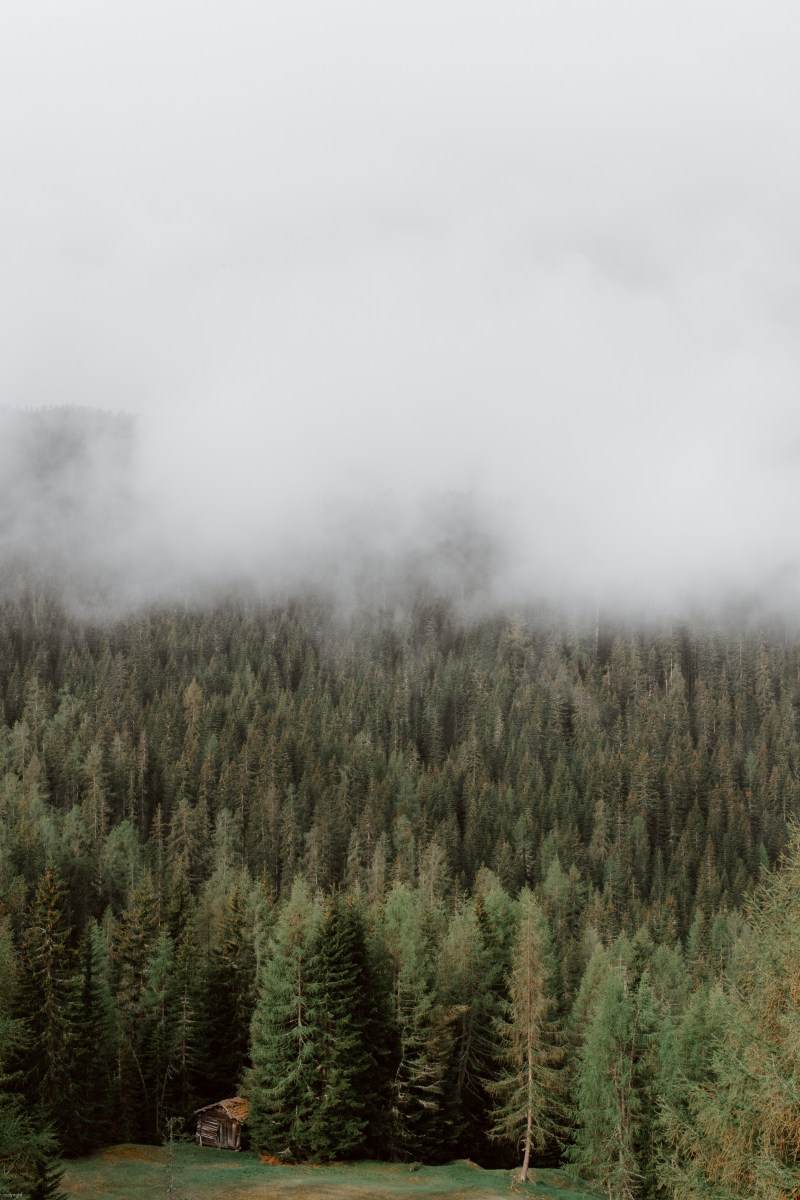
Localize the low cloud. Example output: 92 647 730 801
2 2 800 617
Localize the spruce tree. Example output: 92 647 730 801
70 921 117 1152
659 827 800 1199
391 957 453 1161
0 914 63 1197
568 970 658 1200
488 889 562 1181
384 885 454 1163
195 883 255 1104
111 870 159 1140
247 879 319 1159
18 863 80 1147
164 867 201 1118
137 931 178 1139
304 893 380 1161
438 900 503 1162
0 1105 65 1200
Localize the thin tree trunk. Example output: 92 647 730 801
520 1043 533 1182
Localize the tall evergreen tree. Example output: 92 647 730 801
568 970 658 1200
304 893 382 1161
70 921 117 1153
383 885 454 1163
163 867 201 1118
111 870 159 1140
0 913 64 1197
660 827 800 1199
247 879 319 1159
195 883 255 1104
18 864 80 1147
136 930 181 1140
489 889 562 1181
438 901 501 1162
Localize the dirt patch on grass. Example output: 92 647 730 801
98 1143 165 1163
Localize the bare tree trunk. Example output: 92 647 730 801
520 1044 533 1182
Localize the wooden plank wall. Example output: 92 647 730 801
195 1115 241 1150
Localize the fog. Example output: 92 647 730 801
2 1 800 616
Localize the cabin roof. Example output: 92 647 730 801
194 1097 249 1123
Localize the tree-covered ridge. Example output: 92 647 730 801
1 594 794 925
2 591 800 1195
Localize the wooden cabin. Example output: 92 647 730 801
194 1097 249 1150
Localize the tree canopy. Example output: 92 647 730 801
1 587 800 1191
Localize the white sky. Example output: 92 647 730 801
2 1 800 611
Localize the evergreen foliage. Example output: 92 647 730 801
18 864 80 1147
489 889 562 1181
568 966 659 1199
437 900 499 1162
303 893 382 1161
660 826 800 1198
70 921 116 1153
384 885 454 1162
4 589 800 1179
247 879 319 1159
194 884 255 1104
0 911 66 1195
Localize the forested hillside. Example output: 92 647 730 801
1 589 800 1196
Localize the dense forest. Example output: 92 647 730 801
2 584 800 1196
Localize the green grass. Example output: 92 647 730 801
59 1144 602 1200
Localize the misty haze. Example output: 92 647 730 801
4 5 800 1200
2 2 800 615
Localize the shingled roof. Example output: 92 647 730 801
194 1097 249 1123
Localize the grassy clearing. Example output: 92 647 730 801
59 1144 602 1200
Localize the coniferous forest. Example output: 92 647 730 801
2 582 800 1197
5 0 800 1194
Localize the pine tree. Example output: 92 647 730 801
0 914 64 1197
391 970 454 1162
0 914 27 1096
304 893 381 1161
384 885 454 1163
568 970 658 1200
70 921 117 1152
654 981 728 1191
195 883 255 1104
247 879 320 1159
488 889 562 1181
164 867 201 1118
111 870 159 1140
18 863 80 1146
659 827 800 1199
0 1106 65 1200
438 901 502 1162
136 930 179 1140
